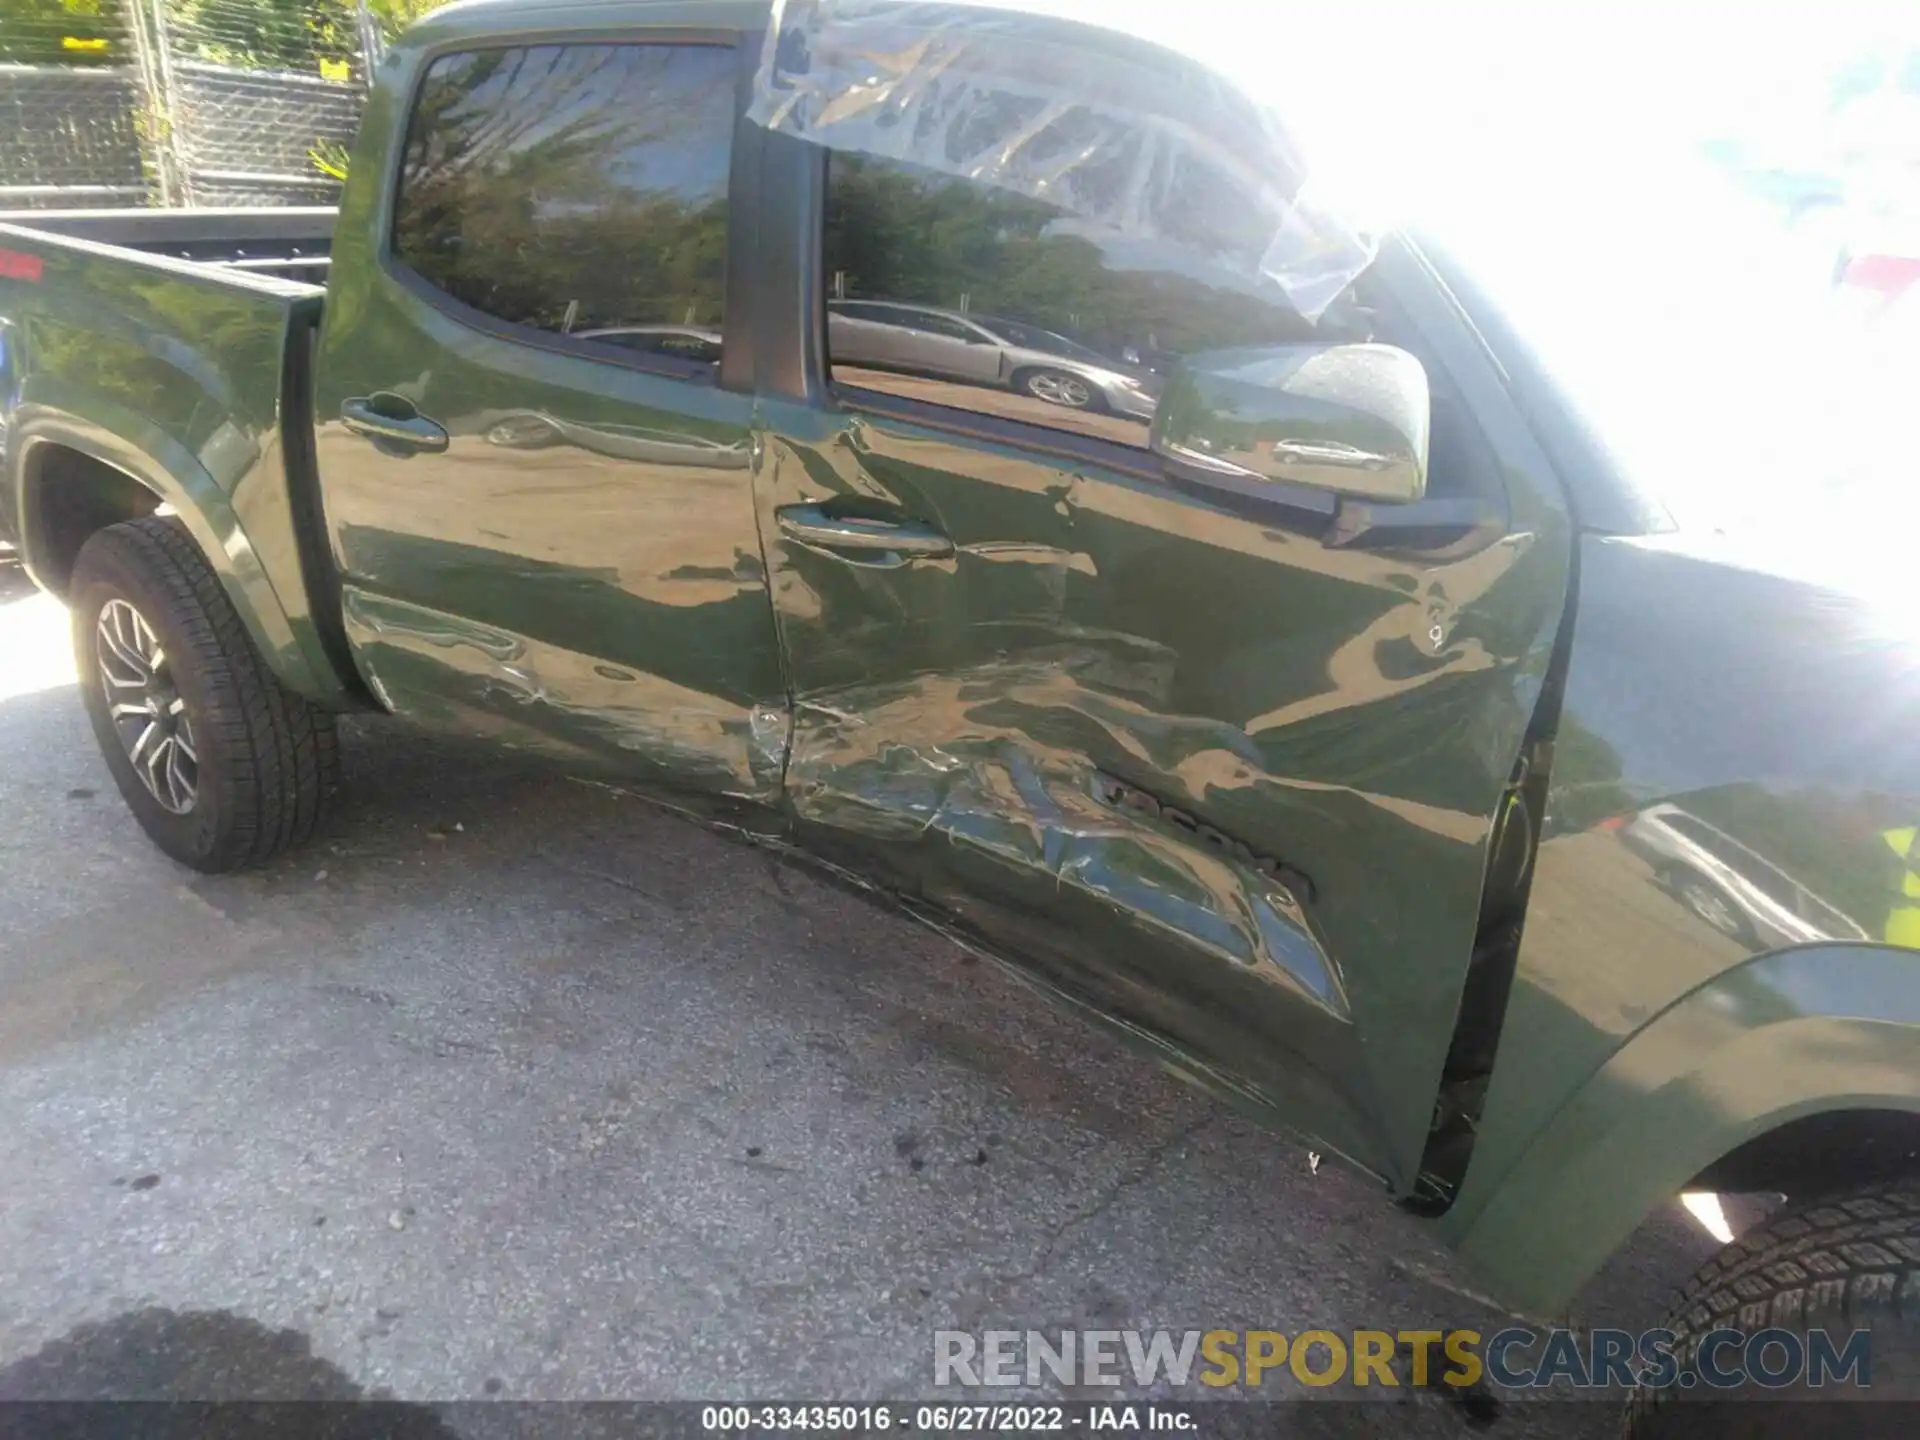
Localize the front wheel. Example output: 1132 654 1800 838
1627 1180 1920 1437
1015 368 1104 412
71 516 340 872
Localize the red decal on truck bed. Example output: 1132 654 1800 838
0 249 46 281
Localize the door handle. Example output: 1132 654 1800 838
775 503 953 565
341 396 450 455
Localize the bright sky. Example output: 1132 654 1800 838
794 0 1920 591
939 0 1912 218
1060 2 1917 539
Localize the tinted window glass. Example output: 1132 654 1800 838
902 312 980 340
394 44 734 364
1665 813 1735 857
823 153 1348 448
1747 862 1806 909
1667 813 1780 884
1661 813 1710 847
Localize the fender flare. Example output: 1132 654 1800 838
11 405 345 705
1440 943 1920 1320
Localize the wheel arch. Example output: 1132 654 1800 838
1439 942 1920 1321
11 417 339 703
18 436 161 594
1695 1106 1920 1196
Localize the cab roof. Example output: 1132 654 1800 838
413 0 771 36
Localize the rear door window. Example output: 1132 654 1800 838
392 43 736 376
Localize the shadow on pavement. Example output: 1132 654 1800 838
0 1308 459 1438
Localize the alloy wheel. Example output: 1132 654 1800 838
96 597 198 814
1028 372 1094 408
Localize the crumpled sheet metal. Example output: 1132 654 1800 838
341 589 787 803
786 662 1351 1022
747 0 1376 319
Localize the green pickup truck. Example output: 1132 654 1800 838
2 0 1916 1422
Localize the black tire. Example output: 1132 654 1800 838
1627 1180 1920 1437
1014 367 1106 412
71 516 339 872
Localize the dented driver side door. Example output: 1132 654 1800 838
750 111 1572 1185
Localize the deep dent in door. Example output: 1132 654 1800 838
341 586 790 805
759 409 1566 1180
787 663 1350 1021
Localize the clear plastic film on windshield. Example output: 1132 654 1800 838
746 0 1376 320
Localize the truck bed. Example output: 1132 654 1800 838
0 206 334 287
0 214 355 705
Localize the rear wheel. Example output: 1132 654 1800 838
71 516 339 872
1627 1180 1920 1437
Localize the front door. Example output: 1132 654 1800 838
315 32 787 813
755 145 1572 1186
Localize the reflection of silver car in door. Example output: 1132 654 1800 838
826 300 1161 419
1620 803 1869 947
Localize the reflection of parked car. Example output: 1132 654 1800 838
826 300 1161 418
1621 803 1868 946
575 325 724 366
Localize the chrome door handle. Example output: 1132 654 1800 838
775 503 953 564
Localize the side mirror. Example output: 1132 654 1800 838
1150 343 1430 504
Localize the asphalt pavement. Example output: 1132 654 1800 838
0 560 1713 1436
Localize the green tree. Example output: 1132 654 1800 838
364 0 447 38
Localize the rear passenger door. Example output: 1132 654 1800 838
315 23 787 816
752 135 1573 1187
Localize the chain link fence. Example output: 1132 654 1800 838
0 64 150 206
1 0 148 204
1 1 443 209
